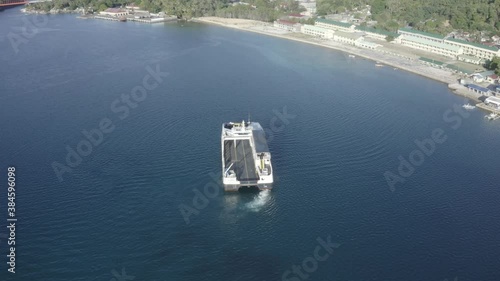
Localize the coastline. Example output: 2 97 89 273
192 17 500 109
193 17 459 85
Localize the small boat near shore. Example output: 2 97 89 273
375 63 384 67
349 54 356 58
485 113 499 120
462 103 476 110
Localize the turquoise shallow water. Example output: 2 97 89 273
1 8 500 281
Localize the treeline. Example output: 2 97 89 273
28 0 304 22
317 0 500 35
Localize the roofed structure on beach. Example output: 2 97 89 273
467 84 490 94
419 57 445 66
446 64 472 75
485 96 500 107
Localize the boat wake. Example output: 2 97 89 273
244 190 271 212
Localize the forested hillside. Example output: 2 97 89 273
28 0 302 21
318 0 500 35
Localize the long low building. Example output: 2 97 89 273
398 27 500 61
273 19 301 32
99 8 128 17
333 31 363 45
444 38 500 61
301 24 334 39
467 84 491 95
485 96 500 109
400 35 462 58
314 18 355 33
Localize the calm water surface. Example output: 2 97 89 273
1 7 500 281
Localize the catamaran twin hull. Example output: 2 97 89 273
221 121 273 191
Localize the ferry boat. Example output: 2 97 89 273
462 103 476 110
221 120 273 191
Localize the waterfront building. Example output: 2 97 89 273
315 18 355 33
485 96 500 109
467 84 491 95
399 35 462 58
398 27 500 61
301 24 334 39
333 31 363 45
355 40 381 50
444 38 500 61
99 8 128 17
273 19 301 32
472 70 495 83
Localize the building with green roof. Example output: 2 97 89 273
444 38 499 60
398 27 445 41
400 35 462 58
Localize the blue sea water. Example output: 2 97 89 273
1 7 500 281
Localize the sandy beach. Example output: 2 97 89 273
193 17 465 88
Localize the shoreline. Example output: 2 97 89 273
193 17 458 85
192 17 494 108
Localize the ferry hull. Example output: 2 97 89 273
221 121 274 192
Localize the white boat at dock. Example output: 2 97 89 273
485 113 499 120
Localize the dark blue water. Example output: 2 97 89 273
1 8 500 281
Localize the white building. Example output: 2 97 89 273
333 31 363 45
355 40 381 50
273 19 301 32
485 96 500 109
99 8 128 17
444 38 500 61
399 35 462 58
314 18 355 33
398 27 500 61
301 25 334 39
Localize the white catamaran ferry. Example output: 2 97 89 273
221 120 273 191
